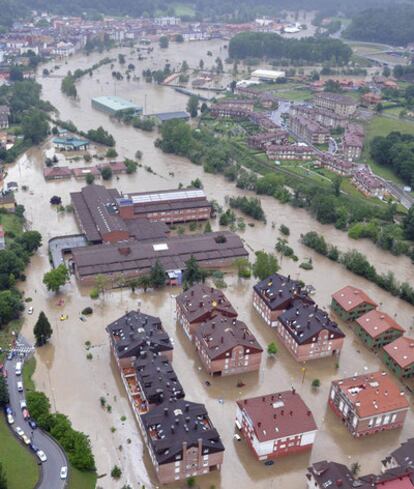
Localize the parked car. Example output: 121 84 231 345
36 450 47 462
27 307 33 315
7 414 14 425
29 443 39 452
20 400 26 409
5 406 12 416
28 419 37 430
60 466 68 480
21 434 30 445
7 352 13 361
22 408 30 420
17 381 23 392
233 434 241 441
15 426 24 437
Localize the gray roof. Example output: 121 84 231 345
72 231 248 277
253 273 310 311
153 111 190 122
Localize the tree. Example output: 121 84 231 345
150 260 166 288
332 175 342 197
111 466 122 479
100 166 113 180
252 251 279 280
50 195 62 206
118 53 125 64
0 290 24 327
159 36 169 49
16 231 42 253
94 274 108 297
175 34 184 43
267 342 278 357
181 60 189 72
34 311 53 346
187 95 199 118
137 275 152 292
26 391 51 422
204 221 212 233
233 258 251 278
187 477 196 488
404 206 414 240
199 59 204 70
86 173 95 185
351 462 361 476
0 462 7 489
22 109 49 144
183 255 204 287
106 148 117 158
43 264 69 293
0 376 9 407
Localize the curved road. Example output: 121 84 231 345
5 336 68 489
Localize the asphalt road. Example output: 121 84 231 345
4 336 68 489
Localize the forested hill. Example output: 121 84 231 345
229 32 352 64
1 0 412 28
344 4 414 46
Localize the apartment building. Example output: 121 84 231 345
288 114 330 145
266 144 315 161
313 92 358 117
383 337 414 379
331 285 377 321
355 309 405 351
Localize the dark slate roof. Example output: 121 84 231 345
195 315 262 360
253 273 311 311
154 111 190 122
71 184 125 242
307 461 372 489
125 219 169 241
135 351 185 406
278 299 345 345
176 283 237 324
388 438 414 469
141 399 225 465
106 311 173 359
72 231 248 277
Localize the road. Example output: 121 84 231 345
4 336 68 489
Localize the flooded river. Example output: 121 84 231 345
6 39 414 488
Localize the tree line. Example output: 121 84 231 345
302 231 414 305
228 32 352 65
344 4 414 45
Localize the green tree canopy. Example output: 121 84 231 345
43 264 69 293
252 251 279 280
150 259 166 288
33 311 53 346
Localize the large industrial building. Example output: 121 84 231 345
91 95 142 116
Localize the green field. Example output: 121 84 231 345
277 89 313 101
362 115 414 185
0 415 39 489
67 466 97 489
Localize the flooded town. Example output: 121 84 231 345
0 4 414 489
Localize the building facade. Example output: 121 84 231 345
313 92 358 117
236 390 317 460
355 310 405 351
331 285 377 321
194 315 263 376
328 371 409 437
383 337 414 379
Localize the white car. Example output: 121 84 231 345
60 466 68 480
20 400 27 409
233 433 242 441
36 450 47 463
27 307 33 315
15 426 24 437
17 381 23 392
22 434 30 445
7 414 14 425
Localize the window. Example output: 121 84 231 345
375 416 382 426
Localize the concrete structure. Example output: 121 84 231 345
253 273 311 327
194 315 263 376
276 300 345 362
91 95 142 116
139 399 225 484
355 310 405 351
288 114 330 145
383 337 414 379
343 129 364 162
331 286 377 321
328 371 409 437
71 231 248 285
266 144 315 161
313 92 357 117
52 136 89 151
382 438 414 471
117 188 212 224
236 390 317 460
176 284 237 340
43 166 72 181
251 69 286 82
247 130 288 150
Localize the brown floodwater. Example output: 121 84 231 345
6 38 414 488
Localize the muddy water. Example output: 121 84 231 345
6 39 414 488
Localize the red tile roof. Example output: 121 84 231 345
332 371 409 418
356 310 405 339
237 390 317 442
383 337 414 369
332 286 377 312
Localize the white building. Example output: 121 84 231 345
251 69 286 82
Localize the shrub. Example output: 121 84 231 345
111 466 122 480
82 307 93 315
